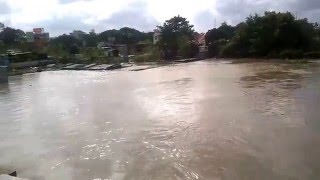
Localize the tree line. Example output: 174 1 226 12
1 11 320 60
151 11 320 60
205 11 320 59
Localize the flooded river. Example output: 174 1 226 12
0 60 320 180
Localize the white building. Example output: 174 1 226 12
70 30 86 39
0 22 4 32
153 29 161 44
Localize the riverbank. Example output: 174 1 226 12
5 57 320 77
5 57 206 77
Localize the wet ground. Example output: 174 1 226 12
0 59 320 180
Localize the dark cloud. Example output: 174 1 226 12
100 1 159 31
0 1 10 15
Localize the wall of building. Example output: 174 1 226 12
153 30 161 44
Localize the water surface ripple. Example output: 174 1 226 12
0 60 320 180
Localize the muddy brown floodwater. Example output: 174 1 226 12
0 60 320 180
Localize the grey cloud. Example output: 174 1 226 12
290 0 320 22
215 0 320 26
0 1 10 15
292 0 320 11
100 1 159 31
216 0 277 25
39 16 92 36
193 10 216 32
59 0 91 4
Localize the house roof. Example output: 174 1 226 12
195 33 206 44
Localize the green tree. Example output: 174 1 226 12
50 34 82 50
0 27 25 45
157 15 195 59
179 37 199 58
83 33 98 47
220 11 318 58
99 29 119 42
205 22 235 57
48 34 82 57
69 44 80 54
98 27 150 45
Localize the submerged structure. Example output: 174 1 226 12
0 54 9 83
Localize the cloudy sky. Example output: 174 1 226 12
0 0 319 36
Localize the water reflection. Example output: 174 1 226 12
240 71 303 89
0 61 320 179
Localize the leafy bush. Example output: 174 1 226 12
133 48 161 62
280 50 304 59
207 39 228 57
220 41 249 58
58 56 73 64
180 41 199 58
304 51 320 59
134 54 155 62
69 44 80 54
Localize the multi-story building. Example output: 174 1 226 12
0 22 4 32
153 29 161 44
70 30 86 39
195 33 208 53
26 28 50 48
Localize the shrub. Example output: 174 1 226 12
134 54 154 62
133 48 161 62
304 51 320 59
180 41 199 58
279 50 304 59
58 56 73 64
207 39 228 57
220 41 248 58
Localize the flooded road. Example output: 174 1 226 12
0 60 320 180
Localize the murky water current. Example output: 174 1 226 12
1 60 320 180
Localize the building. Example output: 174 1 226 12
195 33 208 53
26 28 50 48
26 32 34 42
70 30 86 39
97 36 116 49
33 28 44 34
195 33 208 59
25 28 50 42
0 22 4 32
0 23 5 43
101 45 128 57
31 28 50 41
153 29 161 44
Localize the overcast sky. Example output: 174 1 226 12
0 0 319 36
